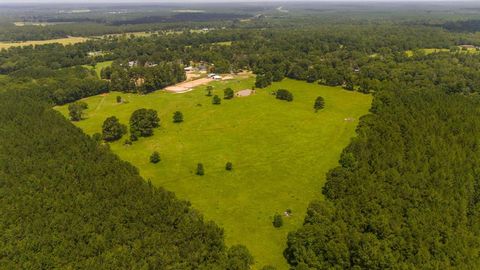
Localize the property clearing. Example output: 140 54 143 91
56 78 371 269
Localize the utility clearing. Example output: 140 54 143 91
56 78 372 269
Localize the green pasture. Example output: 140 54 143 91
56 78 371 269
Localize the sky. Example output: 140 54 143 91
1 0 477 2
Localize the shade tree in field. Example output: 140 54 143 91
212 95 221 105
314 96 325 112
224 88 234 99
173 111 183 123
275 89 293 102
129 108 160 139
68 101 88 121
226 162 233 171
102 116 126 142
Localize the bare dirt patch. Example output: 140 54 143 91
186 73 201 80
236 89 255 97
165 77 213 93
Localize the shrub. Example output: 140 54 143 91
173 111 183 123
224 88 234 99
212 95 221 105
275 89 293 102
314 96 325 112
196 163 204 175
226 162 233 171
150 151 161 164
273 214 283 228
116 96 122 103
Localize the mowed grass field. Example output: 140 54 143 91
0 36 88 50
83 61 113 77
56 78 372 269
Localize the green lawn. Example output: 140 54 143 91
56 78 372 269
82 60 113 78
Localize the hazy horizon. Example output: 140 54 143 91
1 0 478 3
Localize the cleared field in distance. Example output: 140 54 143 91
405 46 479 57
56 78 372 269
82 61 113 78
0 29 214 50
0 36 88 50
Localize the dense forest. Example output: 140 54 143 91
2 3 480 269
285 89 480 269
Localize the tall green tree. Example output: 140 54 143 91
102 116 126 142
129 108 160 138
68 101 88 121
